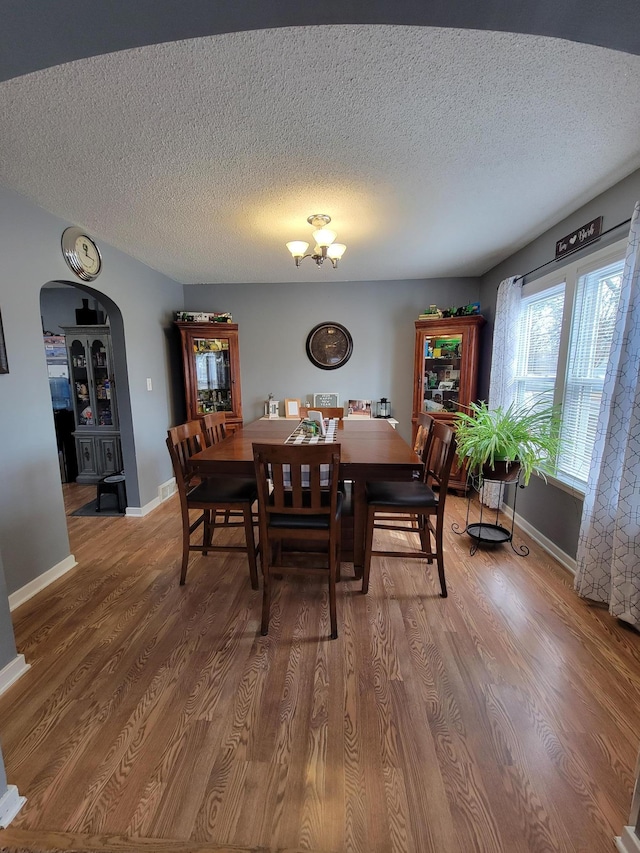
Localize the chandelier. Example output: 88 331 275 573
286 214 347 269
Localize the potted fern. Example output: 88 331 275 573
454 399 560 485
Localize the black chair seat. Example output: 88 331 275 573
188 478 258 505
365 480 437 508
269 491 343 529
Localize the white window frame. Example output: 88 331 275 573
519 237 626 495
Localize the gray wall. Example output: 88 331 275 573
40 287 106 334
40 290 108 335
183 278 480 445
0 553 16 799
479 166 640 558
0 184 183 597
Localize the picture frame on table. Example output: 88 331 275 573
313 392 339 408
0 310 8 374
284 398 301 419
347 399 372 417
438 380 454 390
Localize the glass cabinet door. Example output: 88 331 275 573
69 337 92 424
422 331 464 414
90 337 115 426
68 334 117 428
192 336 233 414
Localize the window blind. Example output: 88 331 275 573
514 283 565 410
557 259 623 484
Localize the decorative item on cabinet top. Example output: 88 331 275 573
418 302 480 320
174 311 233 323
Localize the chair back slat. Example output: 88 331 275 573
201 412 227 447
253 443 341 518
414 412 434 458
424 421 457 493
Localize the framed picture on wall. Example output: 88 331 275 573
0 309 8 374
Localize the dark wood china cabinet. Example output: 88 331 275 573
175 321 243 431
412 315 485 492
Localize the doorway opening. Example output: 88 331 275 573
40 281 138 518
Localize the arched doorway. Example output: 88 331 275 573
40 280 140 512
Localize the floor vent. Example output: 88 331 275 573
159 479 176 502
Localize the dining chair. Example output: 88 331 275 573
166 421 259 589
253 442 343 639
299 406 344 420
200 411 227 447
373 412 435 528
361 420 457 598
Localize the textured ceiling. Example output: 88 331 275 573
1 25 640 284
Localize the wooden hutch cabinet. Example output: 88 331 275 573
412 314 485 492
175 321 243 430
62 325 122 483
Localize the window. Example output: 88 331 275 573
515 242 625 492
514 283 565 410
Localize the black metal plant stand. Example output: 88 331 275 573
452 472 529 557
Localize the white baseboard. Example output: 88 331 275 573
8 554 77 612
126 500 156 517
617 827 640 852
0 785 26 828
125 478 176 518
503 503 576 575
0 655 30 697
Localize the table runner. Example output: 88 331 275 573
284 418 339 445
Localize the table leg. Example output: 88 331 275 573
352 478 365 578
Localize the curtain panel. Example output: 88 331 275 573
483 276 522 508
574 202 640 627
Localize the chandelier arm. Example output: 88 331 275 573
294 253 319 267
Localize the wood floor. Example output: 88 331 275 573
1 483 639 853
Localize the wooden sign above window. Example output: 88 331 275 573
555 216 603 260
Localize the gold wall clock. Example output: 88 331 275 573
61 227 102 281
306 322 353 370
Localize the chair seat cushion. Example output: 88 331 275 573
188 477 258 505
269 491 343 529
365 480 438 508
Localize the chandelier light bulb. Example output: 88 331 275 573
286 240 309 258
327 243 346 260
311 228 336 247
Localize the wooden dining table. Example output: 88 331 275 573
189 418 422 569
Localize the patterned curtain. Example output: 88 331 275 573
483 276 522 508
574 202 640 627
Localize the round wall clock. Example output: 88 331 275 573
306 322 353 370
61 227 102 281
